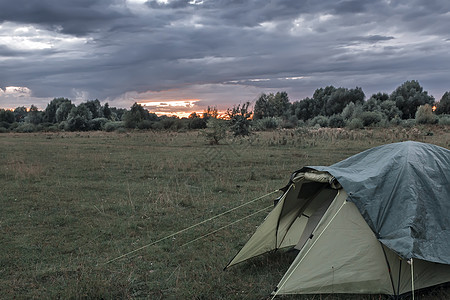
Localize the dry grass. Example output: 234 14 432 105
0 126 449 299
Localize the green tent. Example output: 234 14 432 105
225 141 450 297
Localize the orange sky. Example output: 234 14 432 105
138 99 225 118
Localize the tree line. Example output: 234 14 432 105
0 80 449 134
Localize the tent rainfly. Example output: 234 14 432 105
225 141 450 297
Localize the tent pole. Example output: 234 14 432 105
396 258 402 299
380 243 396 296
410 258 415 300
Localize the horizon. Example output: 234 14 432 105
0 81 446 119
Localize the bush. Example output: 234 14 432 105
347 118 364 129
201 118 227 145
328 115 345 128
104 121 125 132
0 121 12 129
88 118 109 131
137 120 154 130
254 117 280 131
0 127 9 133
360 111 383 127
415 104 437 124
390 116 402 126
308 115 329 128
400 119 416 128
160 118 176 130
297 120 306 127
14 123 37 133
44 125 60 132
281 116 298 129
189 117 207 129
438 114 450 125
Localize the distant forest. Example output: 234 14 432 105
1 80 449 134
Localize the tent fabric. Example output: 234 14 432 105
306 141 450 265
274 190 450 295
226 141 450 296
275 191 395 295
225 175 337 268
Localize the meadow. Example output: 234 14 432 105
1 126 449 299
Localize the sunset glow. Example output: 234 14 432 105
138 99 200 117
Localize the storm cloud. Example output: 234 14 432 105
1 0 449 111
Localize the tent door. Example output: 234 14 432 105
294 189 336 251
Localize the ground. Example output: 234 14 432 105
0 126 449 299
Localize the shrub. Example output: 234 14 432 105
400 119 416 128
297 120 306 127
0 127 9 133
201 118 227 145
137 120 154 130
254 117 280 131
415 104 437 124
390 116 402 126
0 121 12 129
160 118 176 129
360 111 383 127
104 121 125 132
328 115 345 128
308 115 329 128
14 123 37 133
438 114 450 125
88 118 109 131
281 116 298 129
347 118 364 129
44 125 60 132
189 117 207 129
227 102 252 136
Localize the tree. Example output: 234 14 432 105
188 112 207 129
270 92 291 118
253 93 270 120
254 92 291 120
55 101 74 123
379 100 402 121
363 96 401 121
66 103 93 131
227 102 252 136
102 103 112 120
202 106 218 119
84 99 103 119
13 107 28 122
0 109 15 128
323 87 365 116
26 105 43 125
390 80 434 119
370 92 389 102
435 92 450 115
202 118 227 145
44 98 72 123
123 103 147 128
313 85 336 115
292 97 321 121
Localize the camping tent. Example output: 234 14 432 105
225 141 450 297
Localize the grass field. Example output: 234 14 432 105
1 126 449 299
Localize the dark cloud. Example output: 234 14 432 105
1 0 450 109
0 0 130 35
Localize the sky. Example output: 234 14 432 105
1 0 449 116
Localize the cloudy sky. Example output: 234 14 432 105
1 0 449 115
